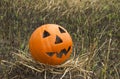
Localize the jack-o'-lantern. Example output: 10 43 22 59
29 24 72 65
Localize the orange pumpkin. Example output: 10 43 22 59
29 24 72 65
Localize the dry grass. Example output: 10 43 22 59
1 50 95 79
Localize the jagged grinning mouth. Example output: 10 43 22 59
46 46 71 58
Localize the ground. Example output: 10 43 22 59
0 0 120 79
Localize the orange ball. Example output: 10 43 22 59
29 24 73 65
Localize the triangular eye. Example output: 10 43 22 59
59 27 66 33
43 30 50 38
55 35 63 44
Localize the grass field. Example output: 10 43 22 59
0 0 120 79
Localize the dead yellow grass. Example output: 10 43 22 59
1 50 95 79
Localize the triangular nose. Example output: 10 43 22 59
55 35 63 44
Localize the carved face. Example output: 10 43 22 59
29 24 72 65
